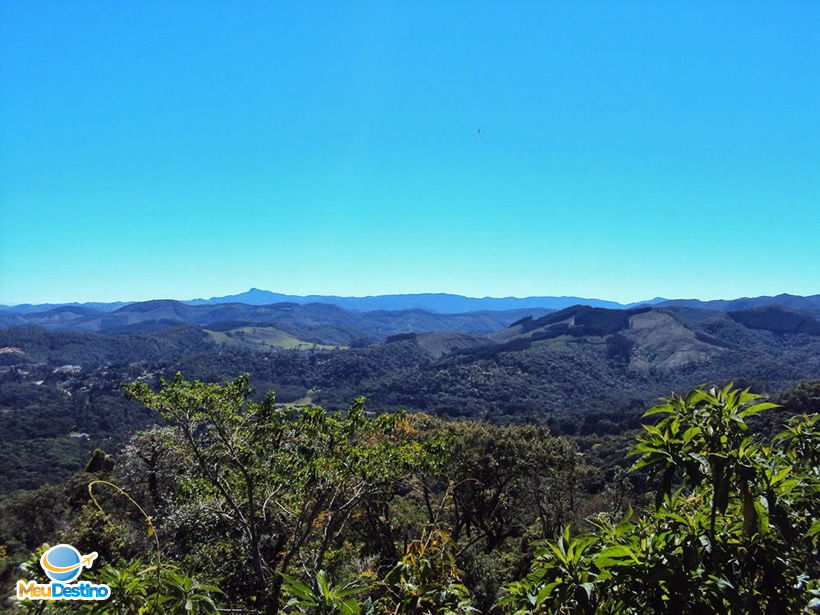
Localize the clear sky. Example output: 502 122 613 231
1 1 818 305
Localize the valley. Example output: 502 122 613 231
2 295 819 495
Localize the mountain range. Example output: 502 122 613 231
2 288 820 317
0 299 555 341
3 302 819 422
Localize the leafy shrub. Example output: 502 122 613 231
499 385 819 614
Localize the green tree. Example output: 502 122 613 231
125 373 448 613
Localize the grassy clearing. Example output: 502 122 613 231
205 326 341 352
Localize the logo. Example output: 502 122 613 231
41 544 97 583
16 544 111 601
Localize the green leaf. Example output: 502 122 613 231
754 498 770 535
535 581 560 606
595 545 639 569
642 423 664 437
682 426 702 444
335 584 365 599
643 404 674 417
316 570 330 598
547 541 569 565
737 402 779 419
770 467 791 486
282 575 316 602
685 389 710 406
340 599 362 615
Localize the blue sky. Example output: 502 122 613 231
1 1 818 304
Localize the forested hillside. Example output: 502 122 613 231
2 303 820 495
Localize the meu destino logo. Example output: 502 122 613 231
17 544 111 601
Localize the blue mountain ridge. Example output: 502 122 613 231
2 289 819 316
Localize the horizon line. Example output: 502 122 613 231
1 288 818 309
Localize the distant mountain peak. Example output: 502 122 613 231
186 289 631 313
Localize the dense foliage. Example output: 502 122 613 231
500 386 819 614
1 376 816 613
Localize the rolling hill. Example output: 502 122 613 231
654 293 820 316
3 303 820 493
0 300 552 341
